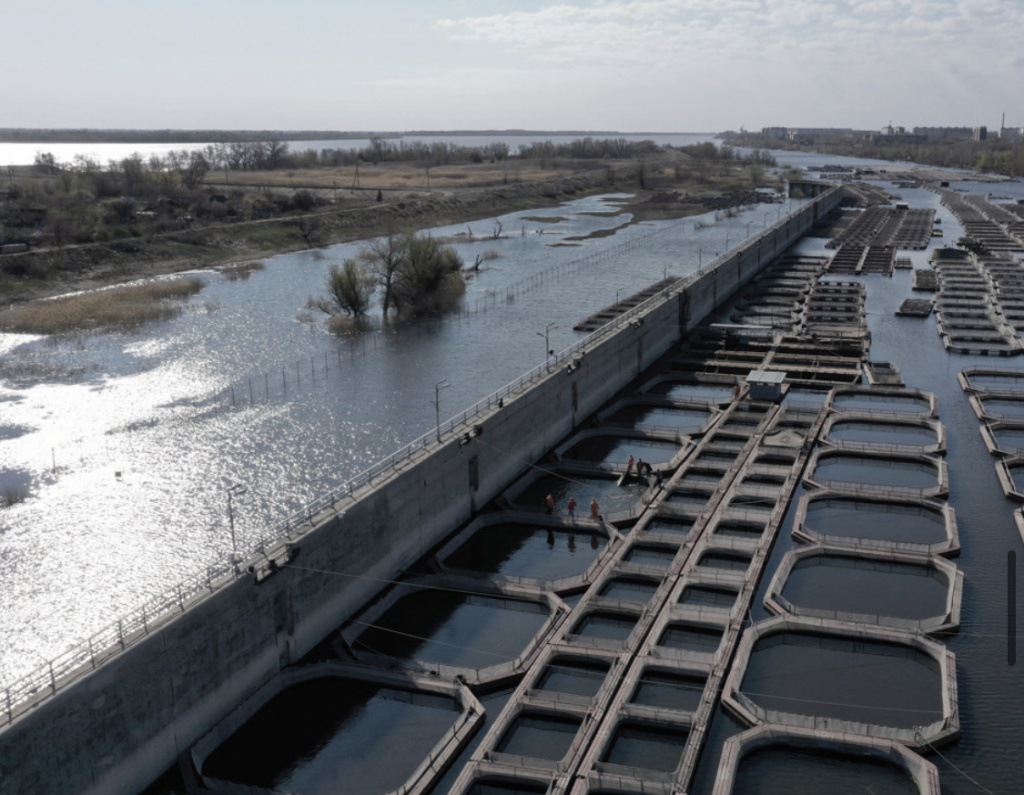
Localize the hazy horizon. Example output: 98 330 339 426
7 1 1022 133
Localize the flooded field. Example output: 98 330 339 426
2 191 758 684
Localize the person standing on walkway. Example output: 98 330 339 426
545 493 555 514
626 455 635 475
590 497 600 521
567 496 578 523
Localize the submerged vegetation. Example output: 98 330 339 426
0 278 203 334
310 230 465 332
221 261 266 281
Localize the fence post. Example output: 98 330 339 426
49 661 56 694
118 619 125 650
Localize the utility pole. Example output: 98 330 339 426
225 483 247 572
536 323 557 371
434 380 450 442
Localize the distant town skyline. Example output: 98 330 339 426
6 0 1021 133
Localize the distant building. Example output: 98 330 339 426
913 126 973 139
761 127 788 140
873 129 927 144
973 126 987 141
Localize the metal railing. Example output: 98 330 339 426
807 477 936 499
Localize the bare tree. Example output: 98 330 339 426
34 152 58 175
119 153 146 195
168 150 210 191
359 227 407 321
45 213 75 247
295 216 323 248
265 138 289 170
227 142 248 171
634 159 647 189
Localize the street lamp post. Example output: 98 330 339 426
226 483 246 571
536 322 557 371
434 379 450 442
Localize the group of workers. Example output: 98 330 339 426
544 452 664 522
546 492 598 521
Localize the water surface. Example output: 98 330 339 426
731 747 918 795
444 523 605 580
780 556 949 620
202 678 459 795
740 632 943 728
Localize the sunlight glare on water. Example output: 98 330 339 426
0 192 788 683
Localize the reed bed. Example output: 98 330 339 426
0 278 204 334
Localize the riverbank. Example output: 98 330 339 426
0 157 772 308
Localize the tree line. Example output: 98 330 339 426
32 136 716 184
723 131 1024 178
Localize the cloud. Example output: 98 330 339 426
436 0 1020 63
425 0 1023 128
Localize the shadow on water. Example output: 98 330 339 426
443 522 606 580
201 678 459 795
732 747 919 795
352 591 549 668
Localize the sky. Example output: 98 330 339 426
4 0 1021 133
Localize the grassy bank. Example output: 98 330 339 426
0 278 203 334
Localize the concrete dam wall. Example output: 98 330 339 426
0 187 841 795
